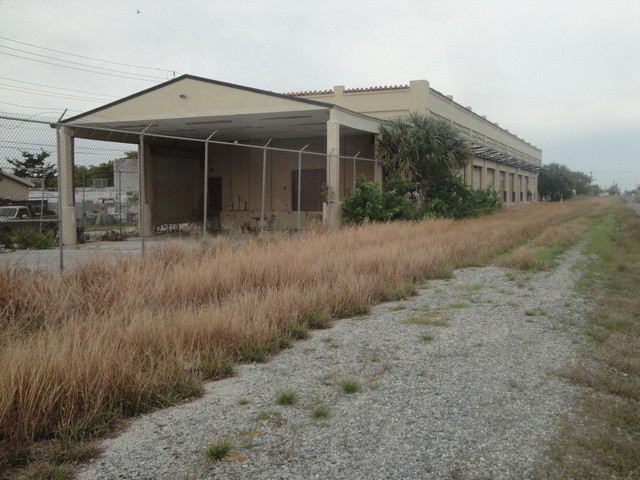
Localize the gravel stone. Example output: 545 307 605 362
78 246 590 480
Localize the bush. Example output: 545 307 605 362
342 174 502 224
100 229 126 241
423 173 503 219
342 175 418 224
10 229 57 249
0 229 11 247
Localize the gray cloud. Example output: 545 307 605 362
1 0 638 189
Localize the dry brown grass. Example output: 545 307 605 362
0 198 609 471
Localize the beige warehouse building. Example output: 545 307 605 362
290 80 541 204
57 75 541 244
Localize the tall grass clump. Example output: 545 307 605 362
0 198 610 470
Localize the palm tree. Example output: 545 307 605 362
377 113 471 194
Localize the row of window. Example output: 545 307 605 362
472 167 534 202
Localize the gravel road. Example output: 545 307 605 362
78 246 589 480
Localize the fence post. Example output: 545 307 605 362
203 131 217 236
352 151 360 192
139 124 152 254
54 110 67 272
55 125 64 272
325 148 335 226
297 144 309 233
118 170 122 237
260 139 272 234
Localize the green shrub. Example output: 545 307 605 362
11 229 57 249
342 173 502 224
423 173 503 219
76 226 86 244
100 229 126 241
342 175 418 224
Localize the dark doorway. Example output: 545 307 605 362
291 169 326 211
208 177 222 230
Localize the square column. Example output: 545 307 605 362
58 126 77 245
481 160 488 189
465 161 473 186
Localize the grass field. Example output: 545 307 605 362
540 201 640 479
1 197 631 478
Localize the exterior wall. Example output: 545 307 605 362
0 174 31 200
299 81 541 168
203 135 375 231
300 81 429 120
297 80 541 204
76 77 327 124
427 90 541 167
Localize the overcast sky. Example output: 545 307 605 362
1 0 638 191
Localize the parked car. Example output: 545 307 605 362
0 204 58 238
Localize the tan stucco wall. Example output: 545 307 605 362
76 78 327 124
428 90 540 166
0 175 30 200
300 81 541 167
302 81 429 120
460 156 536 204
199 135 375 231
297 80 541 197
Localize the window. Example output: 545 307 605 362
487 168 495 189
291 169 326 211
473 166 482 189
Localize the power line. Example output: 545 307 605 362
0 100 76 111
0 45 166 81
0 76 118 98
0 83 109 101
0 35 174 75
0 85 106 103
0 52 162 82
0 139 128 153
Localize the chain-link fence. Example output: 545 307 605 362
1 112 382 273
0 113 145 272
1 114 63 271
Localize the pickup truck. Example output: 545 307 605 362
0 205 58 238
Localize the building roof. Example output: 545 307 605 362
59 75 382 143
1 170 35 187
63 74 341 124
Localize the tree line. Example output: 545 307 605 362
538 163 617 201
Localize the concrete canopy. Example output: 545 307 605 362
62 75 381 142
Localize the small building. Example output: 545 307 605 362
113 157 139 194
0 170 35 201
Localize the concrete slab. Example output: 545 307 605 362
0 235 202 274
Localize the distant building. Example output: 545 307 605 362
113 157 139 194
0 170 35 201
